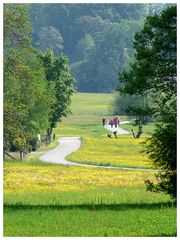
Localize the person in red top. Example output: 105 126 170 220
116 116 120 127
114 118 118 128
113 117 120 127
109 119 114 128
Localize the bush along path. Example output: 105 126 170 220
39 136 153 171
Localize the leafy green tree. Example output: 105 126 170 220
40 50 75 142
4 47 54 157
4 4 31 158
38 26 63 56
29 3 150 65
113 94 153 124
118 6 177 199
4 4 54 158
74 34 95 61
3 4 31 48
72 19 143 92
76 16 111 38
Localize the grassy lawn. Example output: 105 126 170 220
57 123 156 168
3 92 176 237
4 161 176 237
70 92 115 115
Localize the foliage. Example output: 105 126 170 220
144 100 176 199
3 4 31 48
118 6 177 198
3 5 53 155
4 48 54 152
113 94 153 124
76 15 111 38
71 20 143 92
29 3 148 59
28 4 173 93
3 4 73 156
38 26 63 56
40 50 75 130
29 4 152 92
3 101 28 152
74 34 95 61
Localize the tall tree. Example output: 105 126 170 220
3 4 54 158
74 34 95 61
118 6 177 199
40 50 75 142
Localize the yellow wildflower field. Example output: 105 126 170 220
4 162 156 194
68 136 152 168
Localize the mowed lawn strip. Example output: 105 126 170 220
4 204 176 237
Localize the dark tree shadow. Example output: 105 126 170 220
4 201 176 211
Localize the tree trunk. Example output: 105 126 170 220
20 150 24 159
47 127 52 144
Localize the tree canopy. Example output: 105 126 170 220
117 6 177 199
40 50 75 142
28 3 171 93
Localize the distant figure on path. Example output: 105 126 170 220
109 119 114 128
113 131 118 139
114 116 120 127
102 118 106 127
53 133 56 141
114 117 118 128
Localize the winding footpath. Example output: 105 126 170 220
39 124 152 171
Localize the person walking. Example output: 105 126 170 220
102 118 106 127
109 119 114 128
116 116 120 127
114 117 118 128
113 131 118 139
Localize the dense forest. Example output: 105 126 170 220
28 3 170 92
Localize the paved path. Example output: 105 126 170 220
40 137 81 165
104 125 129 134
39 136 152 171
104 120 130 134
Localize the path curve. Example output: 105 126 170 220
39 136 153 171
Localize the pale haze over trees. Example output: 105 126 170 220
29 3 172 93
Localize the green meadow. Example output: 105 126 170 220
4 92 176 237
